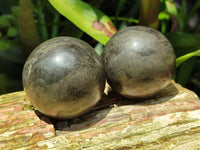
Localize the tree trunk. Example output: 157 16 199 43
0 80 200 149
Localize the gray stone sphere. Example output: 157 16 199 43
23 37 105 119
102 26 176 98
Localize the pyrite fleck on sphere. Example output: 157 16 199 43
22 37 105 119
102 26 176 98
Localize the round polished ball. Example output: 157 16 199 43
23 37 105 119
102 26 176 98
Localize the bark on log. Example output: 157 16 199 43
0 81 200 149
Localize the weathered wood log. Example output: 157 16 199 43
0 81 200 149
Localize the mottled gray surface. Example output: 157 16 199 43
102 26 176 98
23 37 105 119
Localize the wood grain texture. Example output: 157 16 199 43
0 81 200 149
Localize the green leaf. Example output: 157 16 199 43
176 57 196 86
191 78 200 88
165 0 178 17
11 6 20 17
165 0 188 31
0 40 10 50
158 12 170 20
165 32 200 50
176 49 200 67
7 27 18 37
0 15 11 27
0 40 23 64
48 0 117 45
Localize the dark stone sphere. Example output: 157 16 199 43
102 26 176 98
23 37 105 119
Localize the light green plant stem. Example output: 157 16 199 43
51 13 60 38
176 49 200 67
110 17 139 24
48 0 117 45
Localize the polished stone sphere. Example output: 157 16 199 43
23 37 105 119
102 26 176 98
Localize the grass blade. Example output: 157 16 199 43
110 17 139 24
115 0 126 24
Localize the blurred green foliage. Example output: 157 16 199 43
0 0 199 96
0 1 23 94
